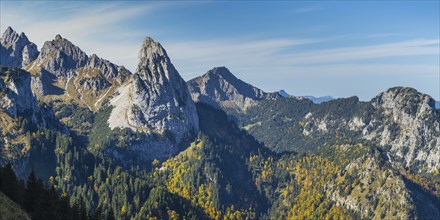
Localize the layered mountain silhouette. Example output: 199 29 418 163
0 27 439 219
277 89 335 104
188 66 280 113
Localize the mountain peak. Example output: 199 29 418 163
140 37 165 53
19 32 28 39
55 34 62 41
205 66 238 81
106 37 199 160
5 26 14 33
1 27 39 68
1 27 31 48
278 89 290 97
378 87 427 103
383 86 419 95
373 86 436 115
2 26 15 38
36 34 88 76
114 37 198 135
188 67 270 112
1 26 23 45
209 66 231 74
142 37 157 45
136 37 170 73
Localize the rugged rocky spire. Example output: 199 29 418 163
107 37 198 160
34 34 88 77
134 37 197 127
0 26 39 68
25 33 131 110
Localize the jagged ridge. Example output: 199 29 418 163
188 66 279 112
0 27 39 68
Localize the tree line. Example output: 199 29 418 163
0 164 115 220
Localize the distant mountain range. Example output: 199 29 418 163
1 26 439 219
278 89 335 104
277 89 290 97
302 95 335 104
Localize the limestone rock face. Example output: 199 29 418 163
25 34 131 111
107 37 199 160
0 27 39 68
0 67 39 119
33 34 88 77
135 37 198 136
371 87 440 170
302 87 440 171
187 67 277 112
0 67 62 179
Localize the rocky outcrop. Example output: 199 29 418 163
0 66 61 179
86 54 130 84
188 67 279 112
328 149 416 219
133 37 198 136
30 34 88 77
106 37 199 160
302 87 440 172
0 67 39 119
370 87 440 170
24 34 131 111
0 27 39 68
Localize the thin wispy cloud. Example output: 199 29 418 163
1 1 438 100
165 37 321 78
367 33 402 38
167 37 439 75
277 63 439 100
282 39 439 65
167 38 320 62
290 7 321 14
166 36 439 100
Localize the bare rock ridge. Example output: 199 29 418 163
0 27 39 68
107 37 198 160
187 66 439 172
1 27 198 162
31 34 88 76
24 34 131 111
1 26 438 173
188 66 278 112
134 37 198 137
371 87 440 170
302 86 440 171
0 67 39 120
0 66 61 178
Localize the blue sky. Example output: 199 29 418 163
1 1 439 100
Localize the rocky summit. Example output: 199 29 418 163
371 87 440 170
188 66 278 113
24 34 131 111
106 37 198 160
108 37 198 137
301 87 440 171
0 26 439 220
0 27 39 68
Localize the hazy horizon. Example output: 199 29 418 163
1 1 439 100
